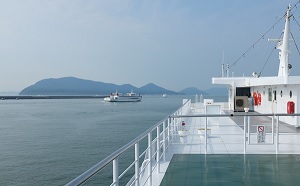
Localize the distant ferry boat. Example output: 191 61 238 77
103 91 142 102
162 94 167 98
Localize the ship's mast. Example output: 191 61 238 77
277 4 291 77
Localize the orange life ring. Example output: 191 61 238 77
253 92 258 106
258 93 261 105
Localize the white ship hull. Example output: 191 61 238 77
104 95 142 102
103 91 142 102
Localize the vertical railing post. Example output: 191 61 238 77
276 115 279 154
172 117 175 137
170 117 173 144
248 115 250 145
272 115 274 144
147 133 152 186
173 117 176 138
167 118 171 143
205 116 207 154
156 126 160 173
113 158 119 186
135 143 139 186
247 116 251 145
163 121 166 161
175 117 178 132
173 117 175 140
244 115 247 154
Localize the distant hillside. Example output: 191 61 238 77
20 77 99 95
19 77 179 95
139 83 179 95
179 87 207 95
19 77 228 96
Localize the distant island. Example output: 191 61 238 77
19 77 227 96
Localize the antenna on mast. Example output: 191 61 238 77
221 50 225 77
227 64 229 77
277 4 291 78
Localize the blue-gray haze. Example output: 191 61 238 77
0 0 299 93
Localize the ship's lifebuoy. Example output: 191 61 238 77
253 92 258 106
258 93 261 105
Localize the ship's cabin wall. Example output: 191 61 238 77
250 85 299 127
228 84 299 126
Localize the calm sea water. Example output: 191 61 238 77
0 95 198 185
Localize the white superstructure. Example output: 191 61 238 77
212 5 300 127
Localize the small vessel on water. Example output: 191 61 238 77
162 93 167 98
103 90 142 102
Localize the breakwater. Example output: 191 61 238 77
0 95 105 100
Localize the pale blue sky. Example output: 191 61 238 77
0 0 299 92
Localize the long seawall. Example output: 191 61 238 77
0 95 105 100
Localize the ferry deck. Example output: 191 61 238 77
66 5 300 185
151 101 300 186
66 99 300 186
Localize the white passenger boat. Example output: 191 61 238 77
67 4 300 186
103 91 142 102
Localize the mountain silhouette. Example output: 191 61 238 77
19 77 178 95
19 77 227 96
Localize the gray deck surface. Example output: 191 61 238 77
160 154 300 186
224 111 300 133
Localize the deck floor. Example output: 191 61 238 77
160 154 300 186
150 103 300 185
225 111 300 133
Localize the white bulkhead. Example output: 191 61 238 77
212 5 300 127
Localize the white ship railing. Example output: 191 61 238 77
66 99 191 186
172 112 300 154
66 99 300 186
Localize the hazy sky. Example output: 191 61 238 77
0 0 299 92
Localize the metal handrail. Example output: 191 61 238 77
171 113 300 118
66 99 191 186
66 97 299 186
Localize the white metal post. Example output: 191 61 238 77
205 116 207 154
156 126 160 173
172 117 174 137
147 133 152 186
171 117 174 139
173 117 175 140
272 116 274 144
135 143 139 186
167 118 170 143
244 115 247 154
163 121 166 161
276 116 279 154
113 158 119 186
248 115 250 145
175 117 178 132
